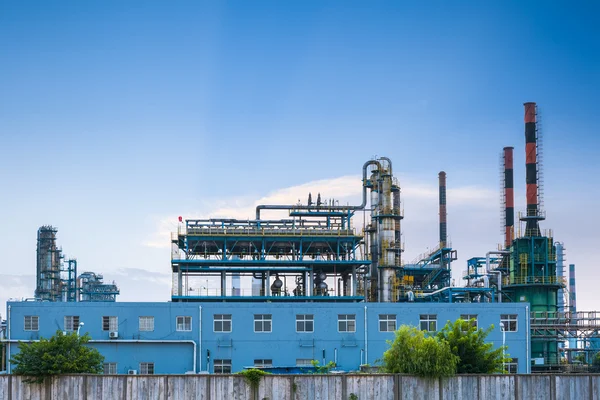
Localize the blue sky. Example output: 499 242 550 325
1 1 599 312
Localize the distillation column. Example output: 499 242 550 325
379 161 396 302
504 147 515 248
439 172 447 247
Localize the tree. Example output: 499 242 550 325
381 325 458 378
436 319 508 374
10 330 104 383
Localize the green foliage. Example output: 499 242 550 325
436 319 509 374
593 352 600 367
310 360 336 374
349 393 359 400
574 353 586 364
381 325 458 378
10 330 104 383
237 368 270 389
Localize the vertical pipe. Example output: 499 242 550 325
503 147 515 248
569 264 576 313
556 243 565 310
524 102 540 235
438 171 447 247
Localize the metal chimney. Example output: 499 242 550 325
523 102 542 236
438 171 447 247
503 147 514 248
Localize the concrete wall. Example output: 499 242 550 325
7 301 529 374
1 374 600 400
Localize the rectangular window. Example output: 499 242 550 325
214 314 232 333
379 314 396 332
420 314 437 332
214 359 232 374
338 314 356 333
140 362 154 374
103 363 117 374
296 359 313 366
139 316 154 332
24 316 39 331
176 316 192 331
460 314 478 329
296 314 314 333
102 316 118 331
505 358 518 374
254 314 272 333
64 316 80 331
254 359 273 368
500 314 518 332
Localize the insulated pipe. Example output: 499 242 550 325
569 264 576 313
255 160 383 220
6 305 10 373
486 251 511 302
364 306 368 365
438 171 447 246
524 102 540 234
199 306 202 372
503 147 515 248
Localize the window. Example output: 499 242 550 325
379 314 396 332
102 316 118 331
500 314 518 332
214 359 232 374
420 314 437 332
505 358 518 374
460 314 478 329
254 314 272 333
296 359 313 366
338 314 356 333
140 362 154 374
139 316 154 332
296 314 314 333
64 316 80 331
24 316 39 331
214 314 232 333
176 316 192 331
254 359 273 368
103 363 117 374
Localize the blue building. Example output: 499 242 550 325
5 301 530 374
2 157 533 375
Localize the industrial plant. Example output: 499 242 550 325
1 102 598 375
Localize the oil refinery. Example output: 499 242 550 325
1 102 598 375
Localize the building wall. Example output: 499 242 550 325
6 301 529 374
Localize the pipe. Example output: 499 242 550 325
523 102 540 235
503 147 515 248
438 171 447 247
569 264 576 313
526 304 530 373
7 305 10 373
364 306 368 365
199 306 202 372
486 251 511 302
255 160 382 220
334 348 338 366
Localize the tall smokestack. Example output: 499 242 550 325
438 171 447 247
524 102 541 235
503 147 514 247
569 263 577 314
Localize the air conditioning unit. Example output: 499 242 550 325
127 369 137 375
109 331 119 339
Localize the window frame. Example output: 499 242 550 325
176 316 192 332
24 315 39 332
338 314 356 333
378 314 397 332
253 359 273 368
500 314 518 332
102 316 118 332
504 358 518 374
139 316 155 332
139 362 155 375
214 359 232 374
460 314 478 330
254 314 272 333
296 314 314 333
296 359 313 366
103 362 117 374
64 316 80 332
419 314 437 332
214 314 232 333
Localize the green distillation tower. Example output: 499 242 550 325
504 102 563 368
